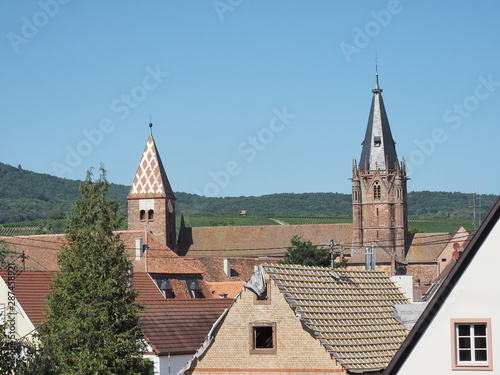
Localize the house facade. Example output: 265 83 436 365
182 264 410 374
384 197 500 374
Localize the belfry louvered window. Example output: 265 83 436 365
374 182 381 200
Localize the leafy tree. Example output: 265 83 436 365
38 168 150 374
281 235 346 268
0 326 38 375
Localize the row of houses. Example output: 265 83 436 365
1 206 498 374
1 73 497 373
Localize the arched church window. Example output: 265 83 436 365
140 210 146 221
148 209 154 221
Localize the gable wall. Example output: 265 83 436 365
0 275 36 342
395 218 500 374
189 277 345 374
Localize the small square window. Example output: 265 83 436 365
250 323 276 354
374 136 381 147
451 319 493 370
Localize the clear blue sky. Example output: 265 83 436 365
2 1 500 197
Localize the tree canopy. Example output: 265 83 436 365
281 235 346 268
39 168 150 374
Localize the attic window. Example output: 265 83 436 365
250 323 276 354
186 278 203 298
374 136 381 147
155 276 175 299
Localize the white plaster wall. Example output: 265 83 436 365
142 354 191 375
159 354 192 375
396 219 500 374
391 275 413 303
0 276 36 342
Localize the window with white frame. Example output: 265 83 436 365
451 318 493 370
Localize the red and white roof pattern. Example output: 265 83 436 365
128 135 175 199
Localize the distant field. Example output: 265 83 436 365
0 216 480 237
408 218 477 234
273 217 352 225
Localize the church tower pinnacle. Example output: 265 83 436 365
127 123 177 250
352 68 408 273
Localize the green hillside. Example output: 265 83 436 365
0 162 497 226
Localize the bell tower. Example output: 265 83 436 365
352 68 408 268
128 123 176 250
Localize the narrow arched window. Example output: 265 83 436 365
148 209 154 221
140 210 146 221
374 182 381 200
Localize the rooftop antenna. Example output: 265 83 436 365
374 54 382 92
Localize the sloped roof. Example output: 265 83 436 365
348 240 394 264
191 256 276 282
0 270 55 327
0 230 187 274
128 134 175 199
359 82 399 171
184 224 352 257
263 264 410 372
405 232 450 262
384 196 500 374
0 269 231 355
141 298 233 355
205 281 245 298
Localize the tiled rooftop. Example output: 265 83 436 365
0 270 232 355
263 264 410 372
184 224 353 257
405 232 450 262
141 299 233 355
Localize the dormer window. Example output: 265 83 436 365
374 136 381 147
186 278 203 298
155 276 175 299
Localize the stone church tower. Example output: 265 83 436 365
351 71 408 266
128 124 177 250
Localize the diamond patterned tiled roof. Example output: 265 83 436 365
128 135 175 199
263 264 410 372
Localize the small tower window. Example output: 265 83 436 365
374 182 381 200
148 209 154 221
140 210 146 221
374 136 381 147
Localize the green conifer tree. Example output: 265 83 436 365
39 168 150 374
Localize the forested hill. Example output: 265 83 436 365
0 162 497 224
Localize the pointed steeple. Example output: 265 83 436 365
128 123 176 199
358 69 398 171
